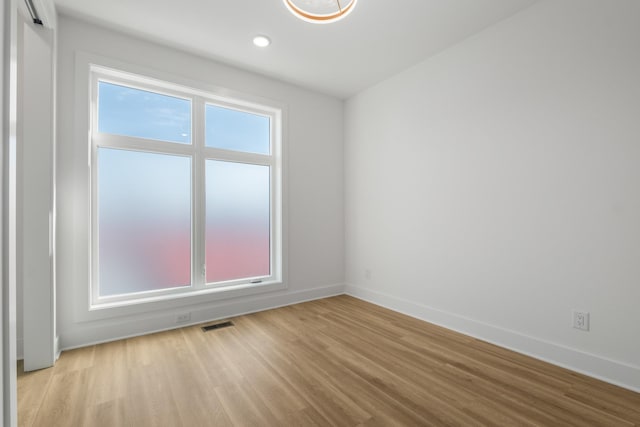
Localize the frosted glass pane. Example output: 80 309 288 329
98 81 191 144
98 148 192 296
206 160 270 283
205 104 270 154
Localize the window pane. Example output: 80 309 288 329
98 148 192 296
206 160 270 283
205 104 270 154
98 81 191 144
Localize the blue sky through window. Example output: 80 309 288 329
98 81 191 144
205 104 270 154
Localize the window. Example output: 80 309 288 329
90 66 283 307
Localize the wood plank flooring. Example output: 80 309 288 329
18 295 640 426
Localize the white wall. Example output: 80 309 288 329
345 0 640 391
56 15 344 349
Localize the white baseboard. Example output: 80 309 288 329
345 283 640 393
60 283 346 352
54 335 61 361
57 281 640 393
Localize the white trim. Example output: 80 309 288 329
345 284 640 393
3 1 20 424
83 280 287 320
72 53 287 313
1 0 6 420
60 283 345 351
53 335 60 361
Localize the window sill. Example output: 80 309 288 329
79 280 287 323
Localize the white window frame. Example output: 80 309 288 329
88 64 284 309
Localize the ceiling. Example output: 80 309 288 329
53 0 537 99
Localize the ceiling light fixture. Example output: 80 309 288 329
283 0 357 24
253 35 271 47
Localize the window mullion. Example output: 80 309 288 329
192 96 206 289
203 147 274 166
90 72 100 306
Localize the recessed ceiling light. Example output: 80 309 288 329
253 35 271 48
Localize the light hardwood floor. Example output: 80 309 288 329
18 295 640 426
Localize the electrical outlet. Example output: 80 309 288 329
176 312 191 324
572 310 589 331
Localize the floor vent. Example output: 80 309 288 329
202 321 234 332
